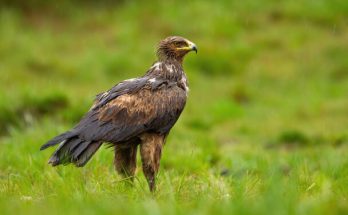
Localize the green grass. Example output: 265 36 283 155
1 0 348 214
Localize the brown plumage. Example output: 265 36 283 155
40 36 197 191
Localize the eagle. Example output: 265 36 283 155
40 36 197 191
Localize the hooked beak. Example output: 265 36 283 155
188 41 198 53
191 44 198 53
177 40 198 54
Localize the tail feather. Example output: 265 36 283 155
40 131 75 150
75 142 103 167
48 137 82 166
71 140 91 161
46 136 102 167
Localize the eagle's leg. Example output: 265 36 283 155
114 144 138 180
140 133 164 192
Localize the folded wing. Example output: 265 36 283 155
73 79 187 143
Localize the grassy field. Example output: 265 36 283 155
1 0 348 214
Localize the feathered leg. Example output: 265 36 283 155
140 133 164 192
114 144 138 179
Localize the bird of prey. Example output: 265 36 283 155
40 36 197 191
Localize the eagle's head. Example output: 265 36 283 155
157 36 197 62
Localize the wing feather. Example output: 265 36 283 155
72 80 186 144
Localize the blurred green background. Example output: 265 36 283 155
1 0 348 214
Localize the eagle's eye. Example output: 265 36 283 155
174 41 187 48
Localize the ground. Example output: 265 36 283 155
0 0 348 214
